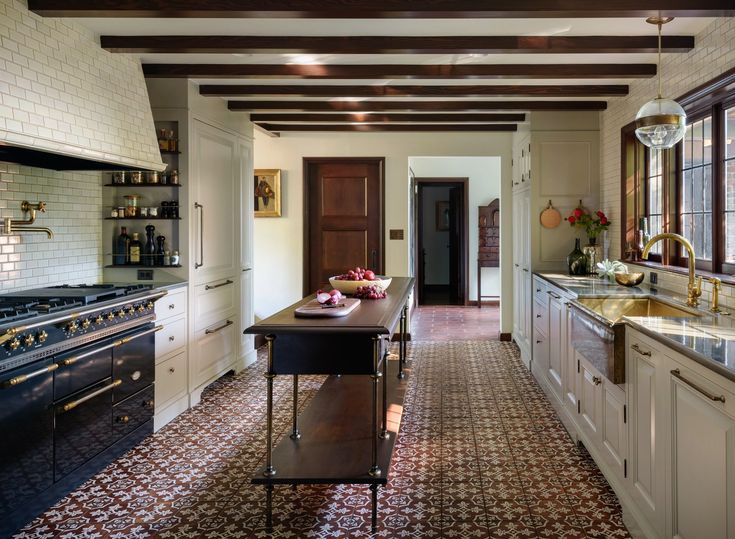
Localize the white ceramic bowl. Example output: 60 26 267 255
329 276 392 295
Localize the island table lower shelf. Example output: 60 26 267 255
252 357 409 532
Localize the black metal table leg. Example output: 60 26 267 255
264 335 277 477
369 336 382 478
290 374 301 439
266 483 274 531
402 304 408 367
380 343 389 439
370 484 379 533
398 305 406 379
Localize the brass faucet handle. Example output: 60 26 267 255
709 276 722 290
693 276 703 296
36 201 46 213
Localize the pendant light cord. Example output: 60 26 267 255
657 21 663 99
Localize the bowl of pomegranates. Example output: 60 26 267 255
329 267 392 296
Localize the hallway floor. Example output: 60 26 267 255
412 304 501 341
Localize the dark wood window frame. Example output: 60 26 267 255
621 66 735 279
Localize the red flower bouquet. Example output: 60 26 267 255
567 206 610 241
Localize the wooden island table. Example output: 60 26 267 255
244 277 414 532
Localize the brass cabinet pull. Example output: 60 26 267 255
194 202 204 269
115 325 163 347
2 362 58 388
206 320 234 335
522 268 529 273
62 379 122 413
631 343 652 357
671 369 726 403
205 279 234 291
592 376 602 386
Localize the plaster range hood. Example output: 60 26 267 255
0 141 164 171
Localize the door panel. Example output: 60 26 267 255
448 186 464 304
306 159 383 293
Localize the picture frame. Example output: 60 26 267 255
254 169 282 217
436 200 450 231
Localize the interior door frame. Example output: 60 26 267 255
413 177 470 306
302 157 386 296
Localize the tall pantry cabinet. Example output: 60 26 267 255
146 80 256 428
511 112 600 370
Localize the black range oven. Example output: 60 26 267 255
0 284 166 537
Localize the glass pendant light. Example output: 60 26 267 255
635 17 687 149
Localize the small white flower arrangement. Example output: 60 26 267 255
596 259 628 279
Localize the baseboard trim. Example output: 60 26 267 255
468 299 500 306
499 332 512 341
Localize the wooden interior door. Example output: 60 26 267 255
305 158 384 294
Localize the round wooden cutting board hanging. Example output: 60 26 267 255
540 200 562 229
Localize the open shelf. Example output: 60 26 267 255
105 217 181 220
104 183 181 188
104 264 182 269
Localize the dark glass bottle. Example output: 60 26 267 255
156 235 166 266
567 238 587 275
128 233 142 264
144 225 157 267
114 226 130 265
170 201 179 219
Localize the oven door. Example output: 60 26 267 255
0 359 54 519
113 323 158 403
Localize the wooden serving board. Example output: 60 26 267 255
295 298 361 318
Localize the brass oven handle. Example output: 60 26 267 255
194 202 204 269
631 343 652 357
671 369 726 403
2 363 59 388
61 379 122 413
206 320 234 335
205 279 234 291
114 325 163 347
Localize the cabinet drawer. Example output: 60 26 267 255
155 351 187 410
155 287 187 322
194 278 237 331
669 361 735 418
155 317 187 360
191 317 236 388
533 298 548 335
533 278 548 307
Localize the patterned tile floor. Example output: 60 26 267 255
412 305 501 341
15 326 629 538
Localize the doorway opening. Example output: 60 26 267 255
415 178 468 306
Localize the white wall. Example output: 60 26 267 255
420 185 450 285
253 131 512 332
409 156 502 298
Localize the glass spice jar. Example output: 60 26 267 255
124 194 140 217
160 201 170 219
170 201 179 219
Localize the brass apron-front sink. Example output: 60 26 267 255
575 297 702 323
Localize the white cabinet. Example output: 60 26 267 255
578 353 604 440
669 360 735 539
512 187 532 365
562 304 579 416
240 269 254 364
627 333 667 538
601 381 627 482
191 119 239 284
546 291 564 400
153 286 189 431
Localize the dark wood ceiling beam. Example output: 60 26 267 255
201 84 627 97
29 1 735 18
143 63 656 79
103 35 694 54
255 123 518 132
229 100 608 111
249 113 526 123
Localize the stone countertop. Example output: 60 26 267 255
535 272 735 383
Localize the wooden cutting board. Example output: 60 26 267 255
295 298 361 318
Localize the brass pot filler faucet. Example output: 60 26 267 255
2 201 54 239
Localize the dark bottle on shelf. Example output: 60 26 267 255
156 235 166 266
114 226 130 265
144 225 157 267
129 233 142 264
170 201 179 219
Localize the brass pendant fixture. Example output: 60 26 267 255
634 17 687 149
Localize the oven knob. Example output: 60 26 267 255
81 319 92 330
106 312 115 321
137 304 146 313
118 310 126 319
23 334 35 347
8 338 20 351
116 415 130 424
146 301 154 310
66 321 78 334
37 330 48 343
95 315 104 325
127 307 136 316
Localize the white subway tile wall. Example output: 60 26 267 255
0 161 102 291
0 0 163 170
601 17 735 302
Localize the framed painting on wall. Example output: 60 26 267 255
254 169 282 217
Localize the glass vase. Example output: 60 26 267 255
583 237 603 275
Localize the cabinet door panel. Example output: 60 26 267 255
563 306 578 414
578 355 602 441
191 120 238 283
547 294 563 399
671 375 735 539
602 382 626 480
